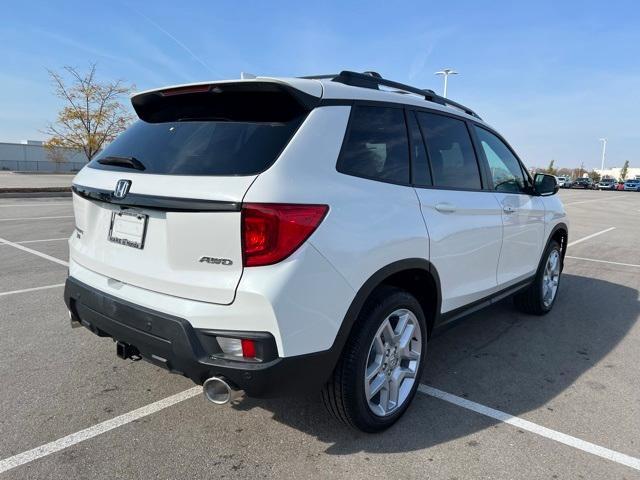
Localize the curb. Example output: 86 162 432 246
0 188 71 199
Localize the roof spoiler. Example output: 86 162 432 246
131 81 321 123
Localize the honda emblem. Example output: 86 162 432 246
113 180 131 199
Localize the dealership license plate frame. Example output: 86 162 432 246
108 210 149 249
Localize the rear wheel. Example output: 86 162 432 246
514 240 562 315
322 287 427 432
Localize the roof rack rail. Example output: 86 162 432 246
300 70 481 119
298 74 338 80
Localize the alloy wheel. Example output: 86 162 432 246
542 249 561 307
364 309 423 417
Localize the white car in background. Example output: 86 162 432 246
556 176 574 188
64 71 568 432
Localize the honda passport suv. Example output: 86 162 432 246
64 71 568 432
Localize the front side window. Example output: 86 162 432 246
337 106 410 184
474 126 528 193
416 112 482 190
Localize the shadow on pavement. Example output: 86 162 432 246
232 273 639 454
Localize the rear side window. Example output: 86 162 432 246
337 106 410 184
89 119 303 176
416 112 482 190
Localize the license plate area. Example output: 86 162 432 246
108 211 148 249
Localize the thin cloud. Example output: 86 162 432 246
406 27 457 82
117 29 194 84
408 45 434 81
122 3 220 78
34 28 171 88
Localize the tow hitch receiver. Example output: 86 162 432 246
116 341 141 361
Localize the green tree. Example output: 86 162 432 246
587 170 601 183
620 160 630 180
44 64 134 160
546 159 557 175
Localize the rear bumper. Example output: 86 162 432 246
64 277 335 397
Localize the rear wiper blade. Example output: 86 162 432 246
97 156 146 171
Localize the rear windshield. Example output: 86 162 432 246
88 118 304 176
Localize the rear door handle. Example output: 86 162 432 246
435 202 456 213
503 205 516 214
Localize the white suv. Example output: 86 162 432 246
64 71 568 432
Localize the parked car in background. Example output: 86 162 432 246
573 177 596 189
597 178 617 190
623 178 640 191
556 176 569 188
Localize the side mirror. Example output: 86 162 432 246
534 173 559 196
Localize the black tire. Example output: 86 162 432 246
514 240 562 315
322 286 428 432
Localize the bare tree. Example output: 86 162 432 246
44 64 134 161
46 144 68 172
572 162 586 179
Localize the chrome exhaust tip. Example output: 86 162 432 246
203 376 241 405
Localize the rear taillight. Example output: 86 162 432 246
241 203 329 267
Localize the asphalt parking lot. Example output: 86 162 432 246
1 189 639 479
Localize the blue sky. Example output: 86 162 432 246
1 0 638 169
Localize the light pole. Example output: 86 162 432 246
435 68 458 98
599 138 607 171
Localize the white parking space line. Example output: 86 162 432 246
16 237 69 244
0 203 71 208
0 215 74 222
0 387 201 474
2 384 637 474
566 256 640 268
419 385 640 472
567 227 616 248
564 198 621 206
0 284 65 297
0 237 69 267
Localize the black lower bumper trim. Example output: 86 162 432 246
63 277 334 397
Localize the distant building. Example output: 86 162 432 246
595 167 640 180
0 141 89 172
